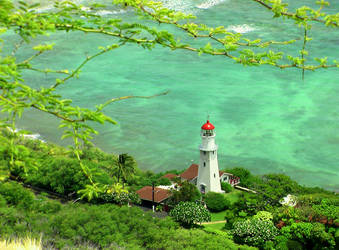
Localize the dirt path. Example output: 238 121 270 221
202 220 226 225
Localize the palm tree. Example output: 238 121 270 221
114 154 136 186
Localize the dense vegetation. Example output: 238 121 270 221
1 0 339 202
0 181 255 249
0 129 179 200
217 168 339 249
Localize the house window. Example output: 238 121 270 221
203 162 206 167
203 151 206 155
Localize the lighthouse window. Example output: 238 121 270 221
213 151 215 155
203 162 206 167
203 151 206 155
214 173 216 178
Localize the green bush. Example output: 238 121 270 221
286 240 303 250
98 191 141 205
281 222 336 249
254 174 301 205
24 157 90 195
221 182 232 193
233 218 279 248
147 228 256 250
274 235 289 250
204 192 230 212
158 177 171 186
0 182 35 210
0 194 6 207
253 211 273 221
312 199 339 221
36 199 62 214
170 201 211 227
223 167 254 188
170 181 201 204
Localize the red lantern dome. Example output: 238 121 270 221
201 120 215 130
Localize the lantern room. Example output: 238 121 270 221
201 120 215 136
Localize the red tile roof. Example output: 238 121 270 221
180 164 199 180
161 173 178 180
136 186 171 203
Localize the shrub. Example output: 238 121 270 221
221 182 232 193
253 211 273 221
286 240 303 250
170 181 201 205
169 201 210 227
223 167 254 188
99 191 141 205
36 199 62 214
233 218 279 248
232 192 261 216
0 182 35 210
0 194 6 207
281 222 336 249
312 199 339 221
204 192 230 212
24 157 90 195
158 177 171 186
255 174 301 205
274 235 289 250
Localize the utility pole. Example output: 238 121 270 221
152 182 155 212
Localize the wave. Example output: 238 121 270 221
161 0 196 13
94 9 126 16
33 5 54 13
23 133 45 142
227 24 257 33
159 0 229 14
6 127 45 143
196 0 228 9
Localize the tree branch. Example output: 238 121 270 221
97 90 170 111
252 0 339 27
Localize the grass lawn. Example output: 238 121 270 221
211 211 226 221
223 189 242 204
204 222 225 231
209 190 242 222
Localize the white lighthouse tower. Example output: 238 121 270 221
196 120 222 193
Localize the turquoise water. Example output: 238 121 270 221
6 0 339 191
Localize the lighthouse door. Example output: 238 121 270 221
200 184 206 194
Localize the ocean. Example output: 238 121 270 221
6 0 339 191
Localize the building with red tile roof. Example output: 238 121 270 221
136 186 172 204
180 163 199 182
161 173 178 181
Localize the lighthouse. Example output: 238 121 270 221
196 120 222 193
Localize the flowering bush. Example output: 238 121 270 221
232 218 279 248
100 191 141 205
169 201 211 227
